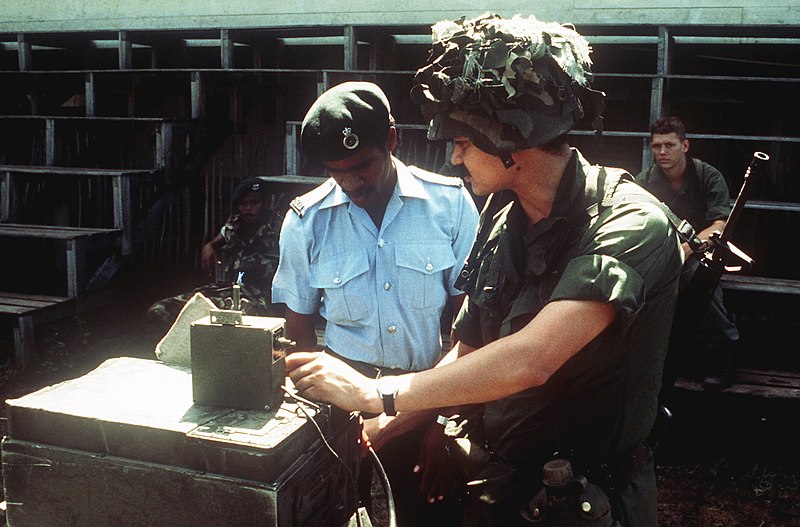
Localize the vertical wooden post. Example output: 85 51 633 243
119 30 132 70
343 25 356 70
13 315 35 372
113 175 133 255
45 118 56 166
157 121 174 173
642 26 672 172
191 71 205 119
285 121 298 174
85 72 96 117
221 29 234 69
65 238 86 299
17 33 31 71
0 170 12 222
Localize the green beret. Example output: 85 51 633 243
301 81 392 163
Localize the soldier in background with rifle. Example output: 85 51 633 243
636 117 740 390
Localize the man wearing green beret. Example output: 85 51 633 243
285 14 684 527
272 81 479 525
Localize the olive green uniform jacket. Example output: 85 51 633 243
452 149 683 526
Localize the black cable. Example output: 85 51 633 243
368 443 397 527
281 385 398 527
281 385 363 527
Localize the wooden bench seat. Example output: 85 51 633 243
675 368 800 399
720 274 800 295
0 165 159 255
0 292 76 371
0 224 121 298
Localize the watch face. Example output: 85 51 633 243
378 376 399 396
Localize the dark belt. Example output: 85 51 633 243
323 347 411 378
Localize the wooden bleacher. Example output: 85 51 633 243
0 292 75 371
675 368 800 399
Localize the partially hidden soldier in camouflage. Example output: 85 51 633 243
285 14 683 527
147 177 282 329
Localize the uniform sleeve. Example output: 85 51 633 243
550 200 681 335
270 211 321 314
702 163 732 223
452 296 485 348
446 186 480 296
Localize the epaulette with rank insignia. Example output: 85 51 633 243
408 166 464 187
289 178 336 218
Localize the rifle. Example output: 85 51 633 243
661 151 769 401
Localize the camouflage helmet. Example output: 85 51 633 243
411 13 605 165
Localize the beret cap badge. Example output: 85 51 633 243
342 127 360 150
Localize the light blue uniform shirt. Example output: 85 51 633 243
272 157 479 371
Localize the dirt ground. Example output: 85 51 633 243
1 267 799 527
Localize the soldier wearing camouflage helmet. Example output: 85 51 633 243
285 14 683 527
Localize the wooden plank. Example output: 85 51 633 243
257 175 327 186
0 164 157 177
742 200 800 213
0 304 39 316
0 294 74 315
735 369 800 389
0 292 72 304
0 115 176 122
720 274 800 295
0 223 120 240
675 369 800 399
0 298 65 310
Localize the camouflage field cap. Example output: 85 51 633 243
301 81 393 163
411 13 606 164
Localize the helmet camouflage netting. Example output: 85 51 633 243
411 13 606 160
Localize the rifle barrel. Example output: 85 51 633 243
721 152 769 242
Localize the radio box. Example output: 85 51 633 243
1 357 359 527
190 313 287 411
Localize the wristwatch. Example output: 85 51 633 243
376 376 400 416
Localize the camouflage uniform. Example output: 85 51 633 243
148 212 281 327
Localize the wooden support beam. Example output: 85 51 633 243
642 26 672 172
221 29 234 69
85 72 96 117
112 175 132 255
119 30 132 70
45 118 56 166
191 71 205 119
17 33 31 71
12 315 34 372
0 171 11 222
343 25 356 70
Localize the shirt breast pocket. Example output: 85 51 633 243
310 251 370 324
396 243 456 310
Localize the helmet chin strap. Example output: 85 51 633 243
501 153 516 169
